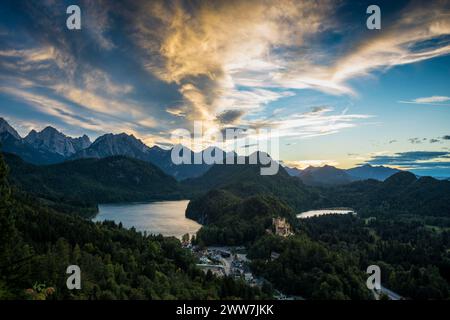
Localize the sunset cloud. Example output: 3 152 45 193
132 0 335 123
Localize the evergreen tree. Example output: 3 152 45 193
0 153 16 297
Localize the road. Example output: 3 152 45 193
374 285 403 300
380 286 402 300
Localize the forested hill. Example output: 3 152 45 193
183 157 323 212
0 153 266 300
3 153 183 216
320 171 450 217
184 157 322 246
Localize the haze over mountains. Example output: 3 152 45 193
1 117 401 183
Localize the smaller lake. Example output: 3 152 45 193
93 200 201 239
297 208 356 219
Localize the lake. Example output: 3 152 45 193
93 200 201 238
297 208 356 219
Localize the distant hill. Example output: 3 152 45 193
346 164 400 181
284 166 302 177
4 153 182 209
284 163 400 185
298 165 355 186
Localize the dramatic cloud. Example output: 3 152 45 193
132 0 330 125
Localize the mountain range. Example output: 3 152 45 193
285 163 400 185
1 117 401 183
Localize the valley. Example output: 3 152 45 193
1 119 450 300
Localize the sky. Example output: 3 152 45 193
1 0 450 176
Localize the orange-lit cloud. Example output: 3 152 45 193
134 0 335 124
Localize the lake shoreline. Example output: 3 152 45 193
297 208 356 219
93 200 202 239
